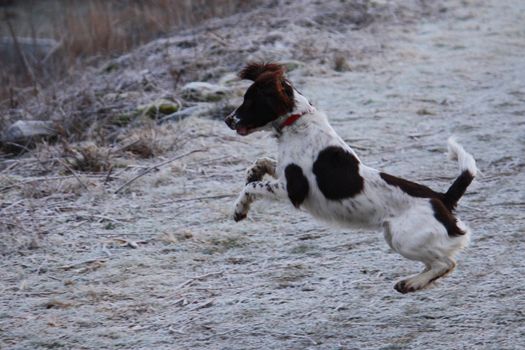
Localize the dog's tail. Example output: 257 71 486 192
443 137 477 210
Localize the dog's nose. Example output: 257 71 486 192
224 110 237 130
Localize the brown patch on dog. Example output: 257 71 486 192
285 164 309 208
380 172 445 201
430 198 465 236
443 170 474 210
313 146 364 200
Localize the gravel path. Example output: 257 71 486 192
1 0 524 349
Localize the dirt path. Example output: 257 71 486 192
1 0 524 349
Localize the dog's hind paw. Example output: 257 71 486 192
394 280 416 294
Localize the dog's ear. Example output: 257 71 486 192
239 62 284 81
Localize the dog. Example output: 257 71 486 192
224 62 477 293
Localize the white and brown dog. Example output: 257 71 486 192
224 62 477 293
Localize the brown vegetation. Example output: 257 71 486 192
0 0 251 103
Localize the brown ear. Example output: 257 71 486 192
239 62 284 81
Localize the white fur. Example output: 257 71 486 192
448 136 477 176
232 90 476 293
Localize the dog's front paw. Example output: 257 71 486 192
232 193 252 222
233 211 247 222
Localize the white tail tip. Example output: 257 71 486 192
447 137 477 176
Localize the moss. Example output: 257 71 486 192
143 105 158 119
200 94 225 102
139 99 180 119
111 114 134 127
103 62 119 73
158 102 179 115
104 222 116 230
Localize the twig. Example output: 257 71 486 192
0 160 19 174
1 175 107 192
206 30 230 47
0 199 25 213
60 257 107 270
460 204 484 212
175 270 224 290
153 194 236 207
113 139 140 154
114 148 207 194
101 244 112 257
103 165 114 185
60 160 89 191
94 232 151 237
191 298 215 311
267 329 318 345
91 214 129 224
41 39 63 64
4 9 38 92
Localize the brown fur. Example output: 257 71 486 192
379 172 444 201
430 198 466 236
239 62 285 81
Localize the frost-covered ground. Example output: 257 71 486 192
1 0 524 349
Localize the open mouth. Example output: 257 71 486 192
236 126 254 136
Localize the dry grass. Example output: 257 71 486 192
62 142 112 173
0 0 252 102
59 0 242 61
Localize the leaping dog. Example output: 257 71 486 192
225 62 477 293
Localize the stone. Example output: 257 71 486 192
181 82 231 102
280 60 305 72
159 104 214 123
2 120 57 144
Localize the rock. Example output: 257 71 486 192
218 73 239 86
2 120 57 145
0 37 61 66
218 73 252 98
181 82 231 102
159 103 214 123
280 60 305 72
160 99 239 124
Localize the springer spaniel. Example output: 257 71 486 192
224 63 477 293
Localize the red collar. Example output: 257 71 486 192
280 111 307 129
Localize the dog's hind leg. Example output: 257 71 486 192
385 205 469 293
394 258 457 294
246 158 277 184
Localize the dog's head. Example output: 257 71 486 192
225 62 295 135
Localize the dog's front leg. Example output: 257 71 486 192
245 157 277 184
233 180 287 221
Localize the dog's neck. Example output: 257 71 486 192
272 92 315 135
